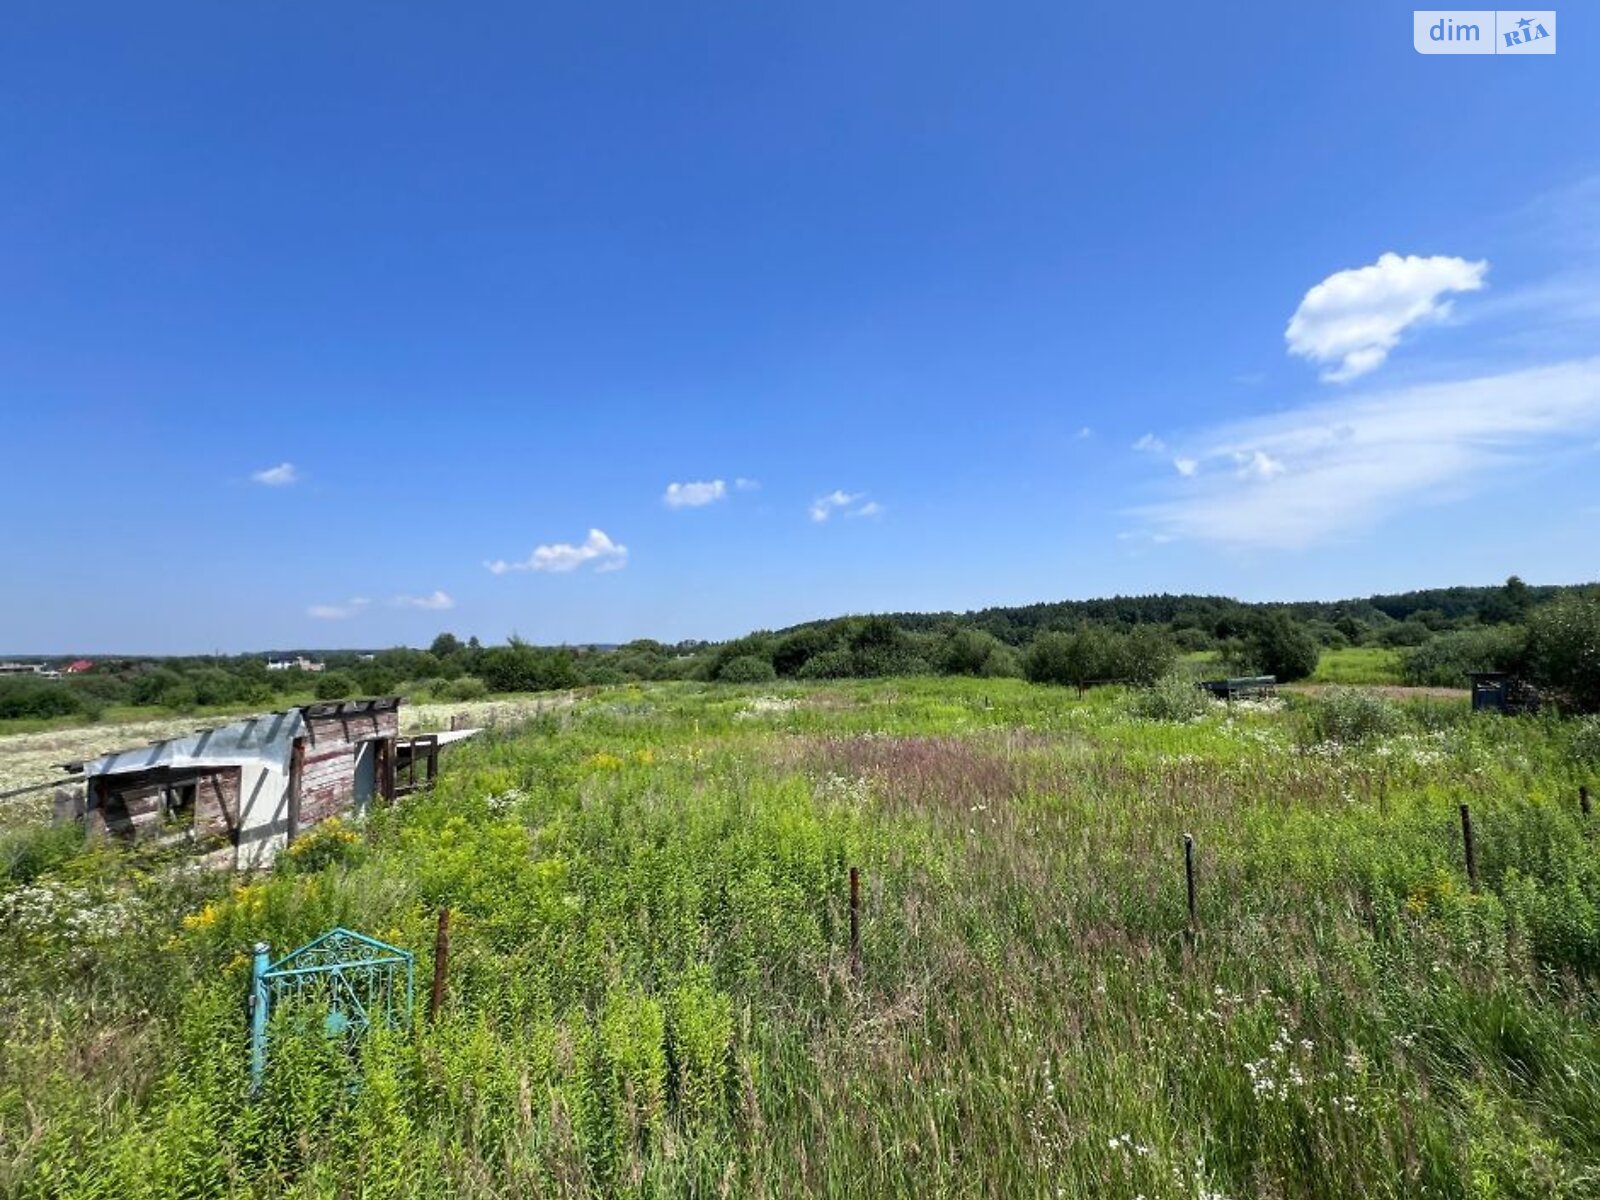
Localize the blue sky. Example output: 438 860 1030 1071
2 3 1597 653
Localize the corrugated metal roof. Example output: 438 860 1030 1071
80 709 306 778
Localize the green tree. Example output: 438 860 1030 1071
718 655 777 683
314 671 359 701
1244 611 1320 682
1525 592 1600 712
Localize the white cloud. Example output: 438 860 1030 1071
810 490 882 522
1134 358 1600 548
485 529 628 574
1286 252 1488 382
252 462 300 486
1233 450 1286 481
392 590 455 611
663 480 727 508
1076 426 1094 439
1132 433 1167 453
1173 457 1199 477
734 477 761 491
307 597 370 620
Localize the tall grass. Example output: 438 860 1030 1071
1 678 1598 1197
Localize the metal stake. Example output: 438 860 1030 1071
430 907 450 1023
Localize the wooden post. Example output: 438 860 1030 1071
848 866 861 983
1582 785 1592 819
429 907 450 1023
1183 834 1198 939
286 737 305 846
1460 804 1478 890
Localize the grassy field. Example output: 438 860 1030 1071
1308 646 1407 686
3 679 1599 1198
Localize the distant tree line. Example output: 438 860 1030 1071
5 577 1597 723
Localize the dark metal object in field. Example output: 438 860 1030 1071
1197 676 1277 701
430 907 450 1023
1460 804 1478 890
849 866 861 983
1183 834 1198 939
1466 672 1540 715
249 927 414 1092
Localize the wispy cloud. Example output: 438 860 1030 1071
734 477 761 491
1286 252 1487 382
1134 358 1600 548
485 529 628 574
810 490 882 522
1076 426 1094 439
307 597 370 620
663 480 727 509
1132 433 1167 454
252 462 300 486
392 590 455 611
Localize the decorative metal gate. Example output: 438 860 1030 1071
249 926 414 1090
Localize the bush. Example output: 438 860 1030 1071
1 822 85 884
0 678 84 720
1023 628 1117 688
718 655 777 684
1117 625 1178 686
313 671 359 701
795 649 854 680
1127 672 1217 722
1525 592 1600 713
440 675 488 702
1572 715 1600 769
1302 687 1404 744
1245 612 1321 682
1403 626 1526 687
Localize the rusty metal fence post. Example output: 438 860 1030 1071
429 907 450 1023
1460 804 1478 891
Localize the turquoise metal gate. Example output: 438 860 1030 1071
249 927 414 1090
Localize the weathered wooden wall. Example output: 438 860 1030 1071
93 768 241 843
298 707 398 827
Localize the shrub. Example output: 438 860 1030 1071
314 671 359 701
1116 625 1178 686
0 678 84 720
795 649 854 679
283 818 365 872
1 822 85 884
1572 715 1600 769
1023 627 1118 688
1245 611 1321 682
1403 626 1526 687
1302 687 1404 744
718 655 777 684
1525 592 1600 713
1127 672 1216 722
440 675 488 702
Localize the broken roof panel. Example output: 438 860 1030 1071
80 709 307 779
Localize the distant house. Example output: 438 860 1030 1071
0 661 48 676
61 697 478 869
266 656 326 673
63 660 95 674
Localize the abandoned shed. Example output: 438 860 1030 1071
62 698 477 869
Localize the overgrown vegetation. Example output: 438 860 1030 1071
10 579 1600 735
4 678 1600 1197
